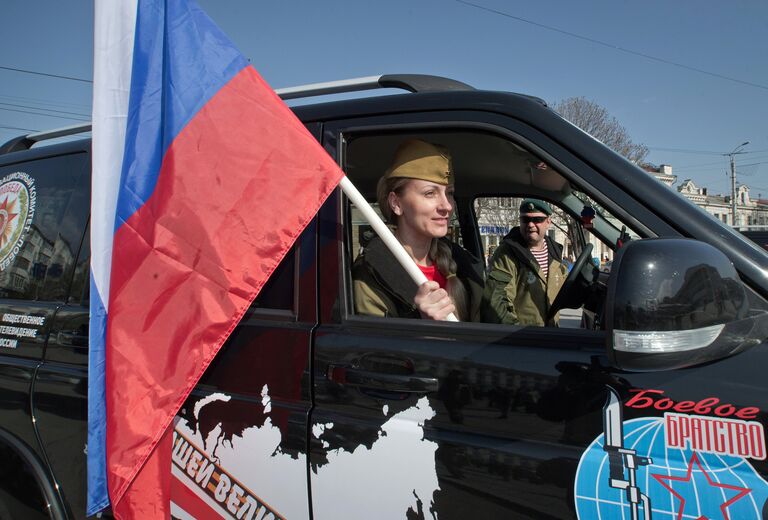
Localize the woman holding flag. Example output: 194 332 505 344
352 139 484 321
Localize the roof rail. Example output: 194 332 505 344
0 123 91 155
1 74 473 154
276 74 474 100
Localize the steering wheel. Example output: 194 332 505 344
547 243 595 321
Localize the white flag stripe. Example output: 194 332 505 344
91 0 137 308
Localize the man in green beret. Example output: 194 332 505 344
481 198 568 326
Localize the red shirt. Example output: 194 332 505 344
418 263 447 288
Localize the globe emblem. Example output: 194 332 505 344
575 415 768 519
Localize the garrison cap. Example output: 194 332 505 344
384 139 453 185
520 198 552 216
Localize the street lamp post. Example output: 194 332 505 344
725 141 749 227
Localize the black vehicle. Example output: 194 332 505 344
741 228 768 252
0 75 767 520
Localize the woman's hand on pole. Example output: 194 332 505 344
414 281 457 321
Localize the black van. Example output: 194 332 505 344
741 229 768 252
0 75 767 520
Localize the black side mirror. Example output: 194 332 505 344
605 238 767 371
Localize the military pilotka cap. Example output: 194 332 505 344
384 139 454 185
520 198 553 216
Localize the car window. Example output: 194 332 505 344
69 219 90 305
475 193 639 327
0 153 89 302
343 130 559 321
251 245 296 313
342 128 641 332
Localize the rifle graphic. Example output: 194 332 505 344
603 387 652 520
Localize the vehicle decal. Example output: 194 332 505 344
310 397 440 519
172 386 305 519
171 428 284 520
665 412 765 461
574 387 768 519
173 388 441 519
626 388 760 420
0 313 46 349
0 172 35 271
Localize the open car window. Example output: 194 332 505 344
341 127 644 331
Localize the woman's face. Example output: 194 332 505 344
389 179 455 240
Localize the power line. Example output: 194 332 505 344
649 147 768 156
736 162 768 176
455 0 768 92
0 125 38 132
673 160 730 171
675 167 728 174
0 65 91 84
0 101 89 118
647 147 723 155
739 162 768 168
0 92 90 113
0 106 89 122
672 154 768 171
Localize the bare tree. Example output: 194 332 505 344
474 197 518 231
554 97 649 164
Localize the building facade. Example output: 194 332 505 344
644 164 768 230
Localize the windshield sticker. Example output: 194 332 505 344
0 172 36 271
574 387 768 520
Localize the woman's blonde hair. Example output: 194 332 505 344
376 175 469 321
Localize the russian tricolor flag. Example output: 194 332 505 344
89 1 343 517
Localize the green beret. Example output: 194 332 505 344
384 139 453 185
520 198 552 216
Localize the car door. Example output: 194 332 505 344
169 122 326 520
0 147 90 519
31 178 91 520
169 221 318 520
308 112 768 520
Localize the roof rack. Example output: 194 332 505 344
276 74 474 100
0 123 92 155
0 74 474 154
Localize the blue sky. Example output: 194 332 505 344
1 0 766 196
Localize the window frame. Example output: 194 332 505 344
0 151 90 303
326 111 681 339
247 239 300 321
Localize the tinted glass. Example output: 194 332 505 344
69 219 90 305
251 245 296 311
0 153 89 301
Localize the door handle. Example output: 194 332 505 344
327 365 438 393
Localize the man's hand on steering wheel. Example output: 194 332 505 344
547 243 598 321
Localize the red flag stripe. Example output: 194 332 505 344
106 65 342 516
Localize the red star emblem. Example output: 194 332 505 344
651 452 751 520
0 195 19 245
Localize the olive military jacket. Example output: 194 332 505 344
352 236 485 321
481 228 568 326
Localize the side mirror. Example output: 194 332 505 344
605 238 766 371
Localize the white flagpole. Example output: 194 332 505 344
340 176 459 322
